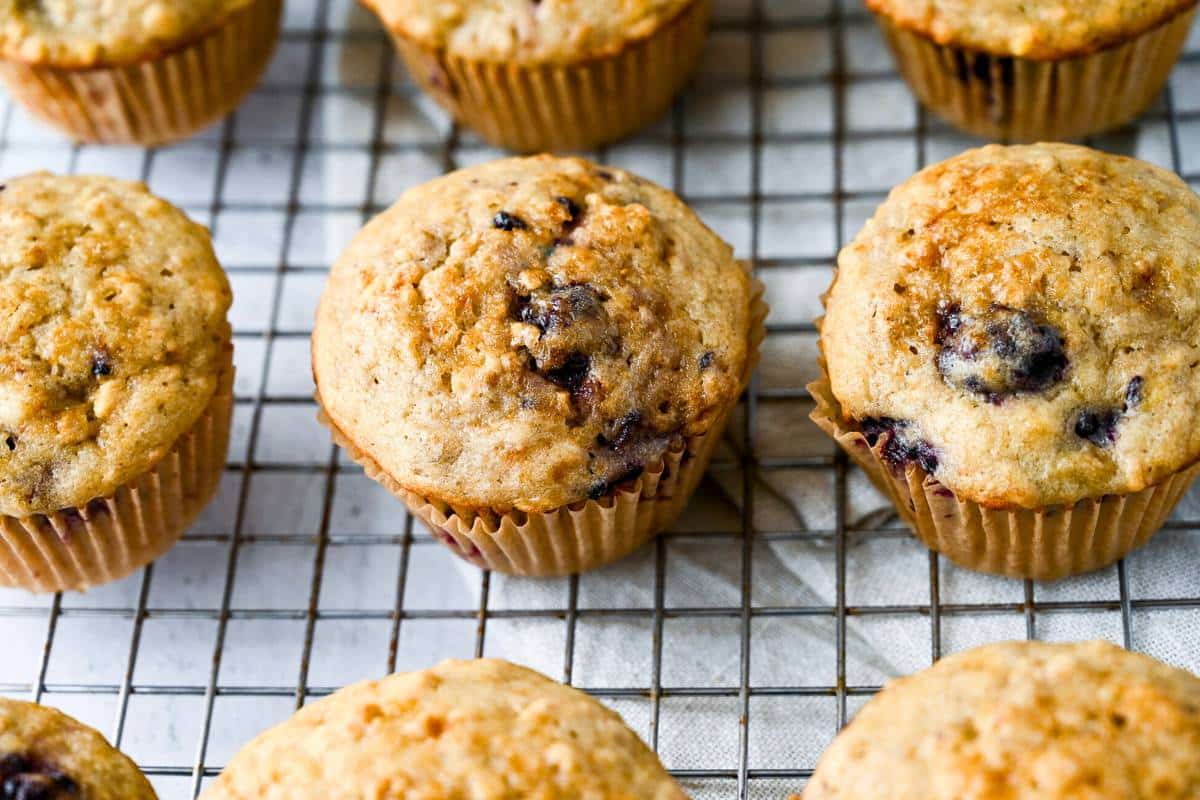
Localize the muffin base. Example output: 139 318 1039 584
385 0 711 153
318 277 765 577
0 358 234 593
808 364 1200 581
0 0 282 145
874 3 1197 142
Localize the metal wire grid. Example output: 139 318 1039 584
0 0 1198 798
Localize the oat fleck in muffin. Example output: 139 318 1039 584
0 173 234 592
0 697 158 799
805 641 1200 799
867 0 1198 140
813 143 1200 579
314 155 757 575
0 0 283 144
202 659 686 800
361 0 711 151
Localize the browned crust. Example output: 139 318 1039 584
865 0 1199 61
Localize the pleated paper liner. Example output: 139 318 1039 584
874 3 1197 142
0 357 235 593
384 0 711 153
808 358 1200 582
0 0 282 146
318 277 766 577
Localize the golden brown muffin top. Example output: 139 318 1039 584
0 0 255 67
805 640 1200 800
0 173 232 517
0 698 158 799
865 0 1196 59
822 143 1200 509
360 0 698 62
202 658 686 800
313 155 749 513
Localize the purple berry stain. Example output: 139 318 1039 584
860 417 939 473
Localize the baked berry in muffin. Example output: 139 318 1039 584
0 173 234 592
202 659 685 799
314 155 759 575
813 143 1200 579
0 698 157 799
805 640 1200 799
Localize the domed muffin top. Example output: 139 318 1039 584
360 0 698 62
822 143 1200 509
865 0 1196 59
314 155 750 513
0 0 257 66
805 640 1200 800
0 173 231 517
0 698 158 799
202 658 686 800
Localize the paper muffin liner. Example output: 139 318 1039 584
318 277 766 577
0 356 234 593
0 0 282 146
808 342 1200 581
383 0 711 153
874 3 1197 142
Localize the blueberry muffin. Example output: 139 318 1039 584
314 155 761 575
360 0 711 152
868 0 1197 141
0 697 157 798
0 173 234 592
805 640 1200 799
0 0 282 144
811 143 1200 579
202 659 685 800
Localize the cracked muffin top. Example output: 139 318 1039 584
360 0 697 62
822 143 1200 509
805 640 1200 800
0 0 256 67
313 155 750 513
0 698 158 799
0 173 232 517
865 0 1197 59
202 658 686 800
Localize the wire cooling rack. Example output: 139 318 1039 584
2 0 1200 798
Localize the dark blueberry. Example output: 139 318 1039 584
514 283 603 335
0 755 77 800
594 170 614 181
492 211 528 231
556 196 580 220
1124 376 1144 410
860 417 939 473
936 304 1068 400
4 436 14 452
699 351 715 370
1074 408 1122 447
543 352 591 394
596 411 642 449
587 465 645 500
90 347 113 378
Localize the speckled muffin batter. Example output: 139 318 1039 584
361 0 697 62
822 143 1200 509
0 173 232 518
805 640 1200 799
314 155 749 513
202 659 686 800
0 698 157 799
0 0 256 66
865 0 1197 59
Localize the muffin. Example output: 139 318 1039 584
360 0 711 152
0 173 234 593
805 640 1200 799
867 0 1197 141
0 697 158 799
202 658 685 799
810 143 1200 580
0 0 283 145
314 155 762 576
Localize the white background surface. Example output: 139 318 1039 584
1 0 1199 797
